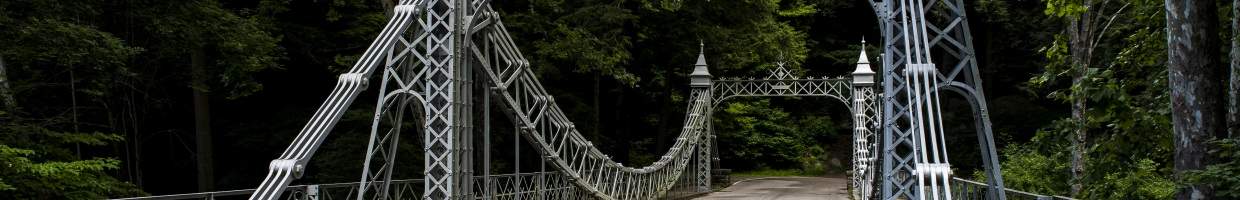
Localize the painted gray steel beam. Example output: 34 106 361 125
871 0 1006 199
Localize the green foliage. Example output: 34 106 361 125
0 19 141 68
505 0 640 86
0 5 145 198
1042 0 1088 18
495 0 820 169
714 100 835 172
992 127 1175 199
0 112 144 199
1184 139 1240 198
0 0 286 196
136 0 283 99
1013 0 1175 199
1086 159 1175 199
976 143 1071 195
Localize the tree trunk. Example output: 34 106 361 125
191 47 215 192
592 72 601 142
614 87 629 163
1067 3 1096 195
379 0 397 18
0 55 14 112
1230 0 1240 139
1166 1 1225 199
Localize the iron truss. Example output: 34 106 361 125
710 63 855 109
245 0 715 199
869 0 1007 199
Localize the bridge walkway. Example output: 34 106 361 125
693 177 849 200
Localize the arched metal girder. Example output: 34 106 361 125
867 0 1007 199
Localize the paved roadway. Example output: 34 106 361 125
694 177 850 200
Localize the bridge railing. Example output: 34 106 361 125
113 172 586 200
662 160 711 200
950 178 1074 200
113 179 419 200
478 172 588 200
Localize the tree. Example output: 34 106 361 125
1041 0 1134 194
1020 0 1176 199
0 55 12 111
1184 139 1240 198
1230 0 1240 139
127 0 282 191
1165 1 1227 199
0 1 147 197
0 113 146 199
496 0 814 165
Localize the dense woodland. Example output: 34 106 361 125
0 0 1238 199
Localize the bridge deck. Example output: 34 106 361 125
693 177 849 200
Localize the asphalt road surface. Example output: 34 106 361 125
693 177 850 200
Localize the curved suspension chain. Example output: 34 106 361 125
472 7 710 199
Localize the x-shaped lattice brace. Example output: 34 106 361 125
868 0 1007 200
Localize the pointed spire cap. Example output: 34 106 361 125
695 42 708 67
690 42 711 76
690 41 712 87
856 38 871 64
852 38 876 86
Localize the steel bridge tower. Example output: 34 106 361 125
869 0 1007 199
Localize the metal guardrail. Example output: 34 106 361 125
950 178 1075 200
113 172 587 200
113 179 419 200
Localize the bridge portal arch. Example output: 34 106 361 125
689 42 881 200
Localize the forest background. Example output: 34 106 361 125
1 0 1237 199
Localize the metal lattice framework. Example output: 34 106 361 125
707 60 882 200
247 0 715 199
869 0 1007 199
142 0 1025 200
711 64 855 108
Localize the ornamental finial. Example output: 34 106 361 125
853 38 876 86
690 41 711 87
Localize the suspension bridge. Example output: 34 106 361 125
119 0 1072 199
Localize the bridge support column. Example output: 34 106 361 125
423 0 475 199
689 43 713 193
851 40 879 200
870 0 1006 199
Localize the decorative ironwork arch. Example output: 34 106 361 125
699 56 883 200
710 63 855 110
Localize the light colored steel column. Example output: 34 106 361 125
484 83 492 200
514 119 521 200
423 0 458 198
690 42 713 194
852 39 878 200
540 152 546 199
